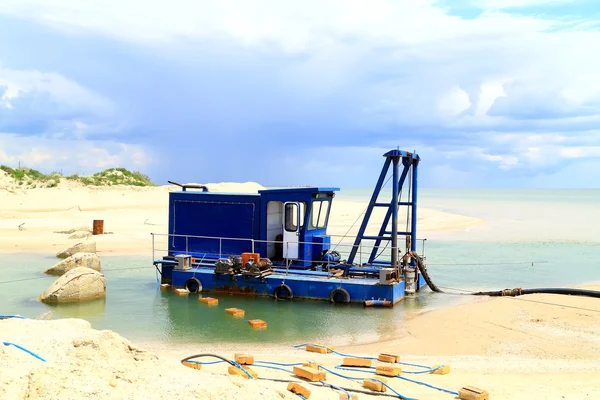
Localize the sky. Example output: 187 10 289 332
1 0 599 188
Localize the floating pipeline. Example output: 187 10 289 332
409 250 600 299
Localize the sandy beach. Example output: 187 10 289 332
0 176 484 256
1 175 599 399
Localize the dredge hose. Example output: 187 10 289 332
408 251 600 299
408 251 442 293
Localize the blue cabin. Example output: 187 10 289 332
167 186 339 268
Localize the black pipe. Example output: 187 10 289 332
410 251 442 293
410 251 600 299
181 353 236 366
167 180 208 191
472 288 600 298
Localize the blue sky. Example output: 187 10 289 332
1 1 599 188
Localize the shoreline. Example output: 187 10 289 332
4 286 598 399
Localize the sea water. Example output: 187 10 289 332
1 189 599 345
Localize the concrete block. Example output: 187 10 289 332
228 365 257 379
293 366 326 382
225 308 245 317
248 319 267 329
342 358 372 367
363 377 387 392
431 365 451 375
458 386 489 400
377 353 400 363
234 354 254 365
287 383 311 399
306 344 330 354
198 297 218 306
375 365 401 377
181 361 202 370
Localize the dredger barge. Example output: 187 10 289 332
152 149 429 306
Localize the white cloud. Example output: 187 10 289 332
437 87 471 117
1 84 19 109
0 133 153 173
0 67 113 116
0 0 599 183
0 1 564 51
560 146 600 158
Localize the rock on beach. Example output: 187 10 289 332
45 252 101 276
40 267 106 303
56 241 96 258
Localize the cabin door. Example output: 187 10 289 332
283 202 300 259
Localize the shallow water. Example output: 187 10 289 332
1 188 599 345
0 252 460 345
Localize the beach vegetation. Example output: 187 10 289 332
0 165 155 188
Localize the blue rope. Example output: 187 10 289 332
255 360 303 367
399 361 432 369
320 380 352 400
292 343 378 360
185 359 224 366
317 364 363 381
251 363 294 374
182 358 254 379
398 375 459 396
375 379 418 400
2 342 46 362
293 343 434 369
230 360 255 379
0 315 26 319
333 363 456 396
335 364 440 375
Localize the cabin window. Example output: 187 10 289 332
309 200 331 230
284 202 305 232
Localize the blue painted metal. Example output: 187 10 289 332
391 156 399 271
153 148 426 306
348 149 420 267
167 266 405 305
410 155 419 260
347 158 391 264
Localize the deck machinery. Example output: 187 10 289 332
152 149 427 306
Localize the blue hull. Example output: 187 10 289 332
163 265 427 305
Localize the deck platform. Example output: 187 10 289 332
156 261 426 304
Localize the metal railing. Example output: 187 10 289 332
151 232 427 274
